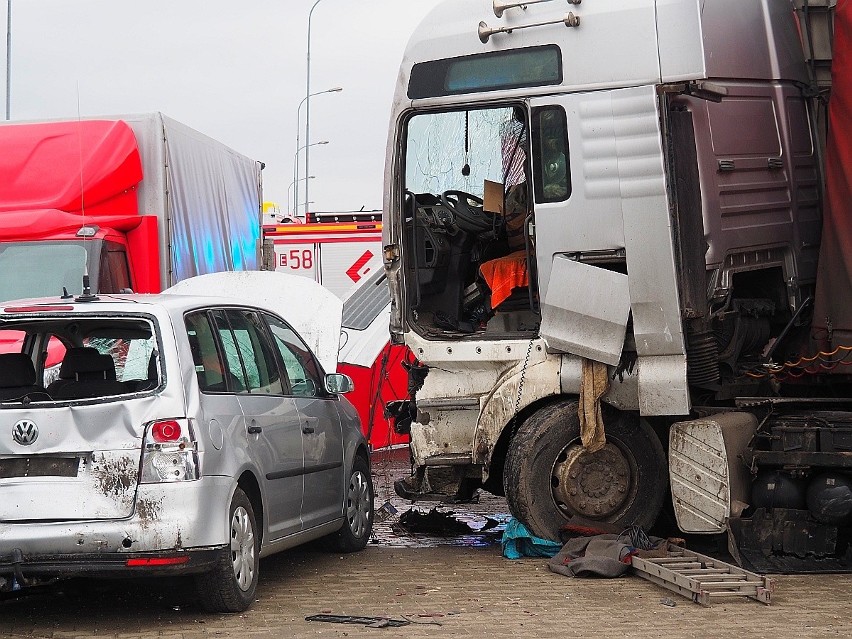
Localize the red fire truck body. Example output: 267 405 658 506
263 218 408 449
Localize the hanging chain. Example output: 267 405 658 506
511 338 536 435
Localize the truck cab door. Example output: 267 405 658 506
529 89 690 416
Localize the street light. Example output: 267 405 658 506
293 140 328 217
287 175 314 217
293 86 341 216
304 0 331 222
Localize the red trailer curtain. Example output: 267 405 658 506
812 0 852 348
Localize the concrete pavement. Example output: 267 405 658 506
3 543 852 638
3 447 852 638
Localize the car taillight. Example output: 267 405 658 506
140 418 200 483
151 420 181 443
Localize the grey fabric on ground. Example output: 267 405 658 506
547 533 667 578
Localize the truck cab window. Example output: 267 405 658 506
0 242 89 302
99 242 132 293
531 107 570 203
401 105 539 337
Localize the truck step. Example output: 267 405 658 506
631 546 774 606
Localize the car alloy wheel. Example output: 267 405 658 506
230 505 256 592
347 469 371 539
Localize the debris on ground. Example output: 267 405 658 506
374 500 399 523
394 507 479 536
305 614 410 628
547 526 669 578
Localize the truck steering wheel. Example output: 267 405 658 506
440 190 497 234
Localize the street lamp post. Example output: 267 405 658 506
287 175 314 218
293 86 341 219
304 0 327 222
293 140 328 217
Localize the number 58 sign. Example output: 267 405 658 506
277 245 316 277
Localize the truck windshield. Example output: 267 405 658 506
405 107 515 197
0 241 95 303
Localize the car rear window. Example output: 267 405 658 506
0 314 161 404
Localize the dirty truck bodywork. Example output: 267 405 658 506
384 0 852 567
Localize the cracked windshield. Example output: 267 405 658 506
406 107 515 197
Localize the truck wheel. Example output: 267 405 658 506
504 399 666 541
330 455 374 552
195 488 259 612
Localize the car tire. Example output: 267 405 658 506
504 399 667 541
330 455 374 552
195 488 259 613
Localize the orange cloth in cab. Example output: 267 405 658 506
480 250 529 308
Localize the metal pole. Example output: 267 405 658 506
5 0 10 120
304 0 324 218
294 87 340 218
294 93 310 218
289 173 315 218
288 87 343 216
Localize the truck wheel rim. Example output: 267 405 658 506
230 505 256 591
551 441 638 521
346 470 372 538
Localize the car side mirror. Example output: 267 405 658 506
324 373 354 394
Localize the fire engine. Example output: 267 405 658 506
263 212 408 449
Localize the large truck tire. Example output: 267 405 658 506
503 398 667 541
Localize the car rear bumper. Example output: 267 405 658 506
0 546 228 590
0 476 233 558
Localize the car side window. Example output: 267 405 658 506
42 335 67 387
217 309 284 396
263 313 323 398
185 311 233 393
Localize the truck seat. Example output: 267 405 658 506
479 250 529 308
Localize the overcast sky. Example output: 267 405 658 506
1 0 445 217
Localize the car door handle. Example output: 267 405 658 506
247 425 263 435
302 417 318 434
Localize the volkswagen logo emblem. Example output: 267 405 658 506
12 420 38 446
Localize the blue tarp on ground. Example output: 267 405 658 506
501 518 562 559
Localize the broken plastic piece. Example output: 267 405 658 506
305 614 410 628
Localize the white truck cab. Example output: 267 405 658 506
383 0 824 539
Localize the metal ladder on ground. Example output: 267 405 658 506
631 546 774 606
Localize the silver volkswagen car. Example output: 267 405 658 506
0 274 373 612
